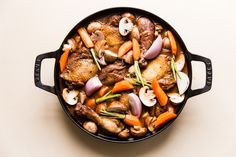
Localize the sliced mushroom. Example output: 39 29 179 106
91 30 104 42
122 12 136 23
139 86 157 107
167 93 185 105
123 50 134 64
119 17 133 36
87 22 102 34
118 128 130 139
62 88 79 105
107 101 128 113
138 57 148 68
142 112 156 132
177 72 190 95
130 126 147 137
83 121 98 134
175 53 185 71
103 50 118 63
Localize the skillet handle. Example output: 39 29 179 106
34 51 57 95
188 53 212 98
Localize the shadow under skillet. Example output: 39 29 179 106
60 110 177 157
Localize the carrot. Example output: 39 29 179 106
78 27 94 48
85 99 96 110
124 114 142 127
153 111 177 129
59 49 70 72
152 79 168 106
98 86 110 97
167 31 177 55
118 41 133 58
132 38 141 60
112 80 134 93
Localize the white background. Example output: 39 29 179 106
1 0 236 157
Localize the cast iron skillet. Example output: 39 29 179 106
34 7 213 143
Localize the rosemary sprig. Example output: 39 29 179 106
134 61 145 86
90 48 101 71
95 90 121 104
171 56 181 80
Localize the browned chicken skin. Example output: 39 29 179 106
60 51 98 85
98 61 127 85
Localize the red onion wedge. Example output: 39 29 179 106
85 76 102 96
128 93 142 117
144 35 162 60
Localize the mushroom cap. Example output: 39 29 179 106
62 88 79 105
130 126 147 137
119 17 133 36
167 93 185 105
139 86 157 107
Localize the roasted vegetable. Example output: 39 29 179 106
112 80 134 93
152 79 168 106
78 27 94 48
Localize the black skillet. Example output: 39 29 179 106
34 7 213 143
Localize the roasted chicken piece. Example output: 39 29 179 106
98 61 127 85
101 24 125 52
60 51 98 85
137 17 155 54
75 103 124 134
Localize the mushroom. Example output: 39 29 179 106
130 126 147 137
62 38 76 51
129 26 140 41
118 128 130 139
123 50 134 64
142 112 156 132
94 39 108 56
167 93 185 105
138 57 148 68
62 88 79 105
122 12 136 23
83 121 98 134
139 86 157 107
87 22 102 34
163 37 170 49
177 72 190 95
103 50 118 63
91 30 104 42
107 101 128 113
119 17 134 36
79 91 87 104
175 53 185 71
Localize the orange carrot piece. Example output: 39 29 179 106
118 41 133 58
98 86 110 97
124 114 142 127
85 99 96 110
132 38 141 60
112 80 134 93
167 31 177 55
153 111 177 129
59 49 70 72
78 27 94 48
152 79 168 106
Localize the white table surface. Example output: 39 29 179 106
1 0 236 156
